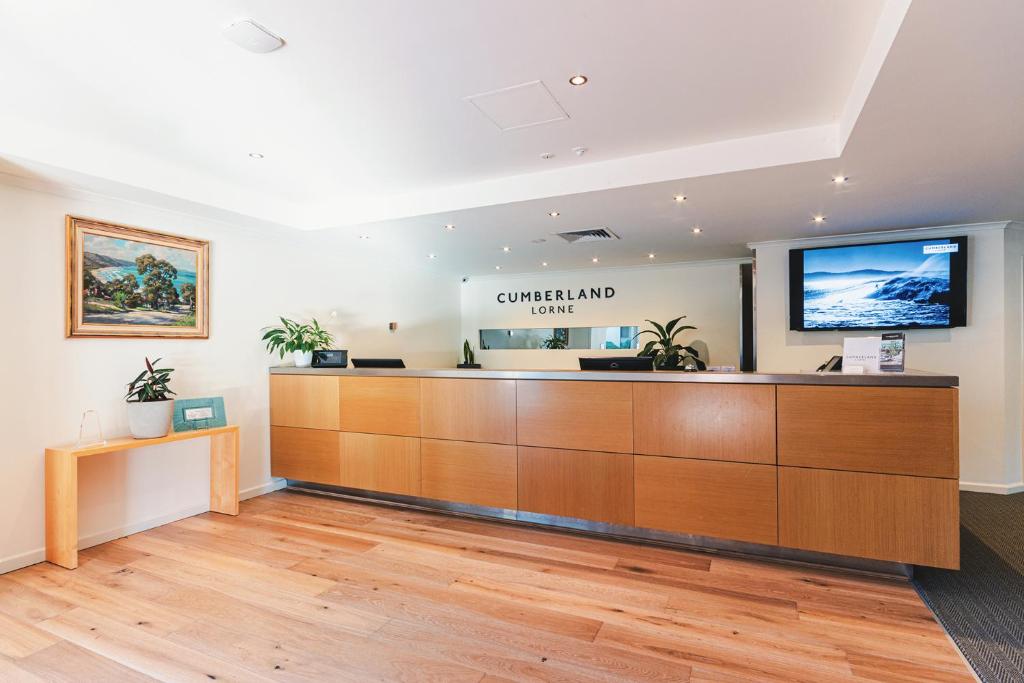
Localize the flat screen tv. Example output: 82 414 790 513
789 236 967 331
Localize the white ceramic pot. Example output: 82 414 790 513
293 350 313 367
126 400 174 439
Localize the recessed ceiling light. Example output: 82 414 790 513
541 262 549 267
648 253 656 259
548 211 560 217
812 215 827 224
673 194 687 203
427 253 436 259
540 152 554 160
691 226 702 234
443 223 455 231
502 246 511 253
832 175 849 185
495 265 502 270
569 74 589 86
592 257 600 263
248 152 264 159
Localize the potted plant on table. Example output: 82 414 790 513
634 315 707 370
125 357 176 439
457 339 481 369
262 317 334 368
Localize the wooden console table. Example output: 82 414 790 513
45 425 240 569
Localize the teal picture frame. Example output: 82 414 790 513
172 397 227 432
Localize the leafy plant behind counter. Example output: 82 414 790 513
635 315 707 370
262 317 334 368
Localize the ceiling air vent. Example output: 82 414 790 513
554 228 621 244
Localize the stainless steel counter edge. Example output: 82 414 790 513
268 366 958 387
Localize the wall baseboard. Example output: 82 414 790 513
241 478 288 500
959 480 1024 495
0 478 288 576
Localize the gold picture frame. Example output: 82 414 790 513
66 215 209 338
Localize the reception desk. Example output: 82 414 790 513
268 368 960 569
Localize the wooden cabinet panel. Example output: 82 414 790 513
517 447 633 525
633 383 776 463
421 379 516 444
635 456 778 545
270 426 341 484
339 432 421 496
777 386 958 478
778 467 959 569
340 377 421 437
421 439 517 509
517 380 633 453
269 375 340 431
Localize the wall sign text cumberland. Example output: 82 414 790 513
496 286 615 315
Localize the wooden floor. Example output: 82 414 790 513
0 490 971 682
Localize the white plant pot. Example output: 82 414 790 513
126 400 174 439
293 350 313 368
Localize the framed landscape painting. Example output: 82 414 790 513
66 215 209 338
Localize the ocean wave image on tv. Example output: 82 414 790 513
803 240 954 329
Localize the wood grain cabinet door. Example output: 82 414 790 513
269 375 340 431
340 377 421 437
634 456 778 545
270 426 341 484
778 467 959 569
421 378 516 444
516 380 633 453
339 432 420 496
633 383 776 463
517 446 633 525
421 439 517 509
777 386 958 478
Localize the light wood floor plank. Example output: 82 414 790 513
0 489 971 682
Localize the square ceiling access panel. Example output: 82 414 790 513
465 80 570 131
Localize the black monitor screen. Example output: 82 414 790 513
789 236 967 331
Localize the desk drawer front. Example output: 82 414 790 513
516 380 633 453
634 383 776 464
517 446 634 525
340 377 421 437
340 432 421 496
777 386 958 477
421 378 516 444
271 426 341 484
635 456 778 545
421 439 517 509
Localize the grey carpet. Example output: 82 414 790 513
914 491 1024 683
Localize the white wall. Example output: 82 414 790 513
461 260 747 370
0 180 460 573
752 222 1024 493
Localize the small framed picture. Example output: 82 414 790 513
172 397 227 432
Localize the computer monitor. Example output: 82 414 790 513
579 356 654 371
351 358 406 368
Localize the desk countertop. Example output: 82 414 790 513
268 367 958 387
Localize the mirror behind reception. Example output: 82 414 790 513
480 325 639 350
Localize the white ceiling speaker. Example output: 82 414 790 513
223 19 284 54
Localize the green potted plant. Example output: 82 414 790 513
457 339 481 369
634 315 707 370
262 317 334 367
542 329 568 349
125 357 176 438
